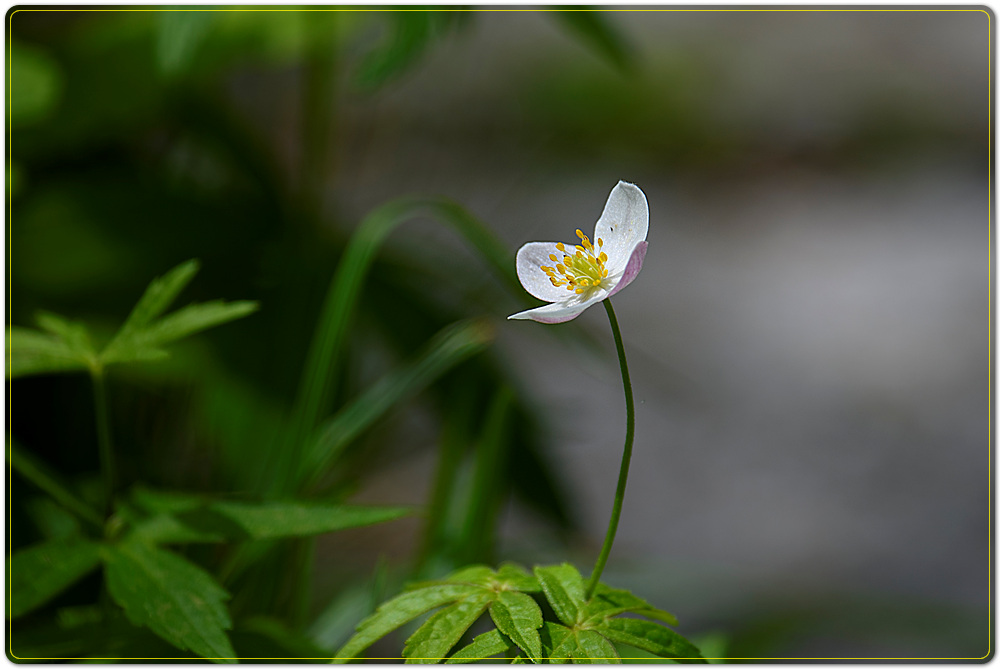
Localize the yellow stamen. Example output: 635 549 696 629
538 229 611 295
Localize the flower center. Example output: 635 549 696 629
539 229 609 294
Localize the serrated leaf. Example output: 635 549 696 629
446 565 496 585
572 629 620 663
333 584 484 663
403 592 493 663
406 564 494 591
119 259 201 334
446 629 514 663
541 621 575 663
127 512 227 544
131 486 206 515
488 590 543 662
137 300 260 348
8 538 102 618
126 495 411 544
34 311 94 358
534 563 586 626
597 618 705 663
101 300 258 365
6 326 91 378
585 584 678 626
496 563 541 593
102 541 236 663
99 259 257 366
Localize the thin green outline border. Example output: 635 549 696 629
5 4 994 663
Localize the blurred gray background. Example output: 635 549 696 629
316 8 990 660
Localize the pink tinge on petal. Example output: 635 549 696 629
608 241 648 297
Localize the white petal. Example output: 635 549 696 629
608 241 647 297
593 181 649 276
507 292 606 324
515 241 576 302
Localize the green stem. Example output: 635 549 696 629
91 369 115 515
585 299 635 600
6 439 104 529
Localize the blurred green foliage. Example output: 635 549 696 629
9 6 976 662
6 6 637 662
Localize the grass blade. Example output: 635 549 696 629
300 319 494 490
284 196 518 495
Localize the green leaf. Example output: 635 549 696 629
102 541 236 663
585 584 678 626
596 618 705 663
34 311 95 358
445 565 496 585
408 563 539 595
101 301 258 365
550 9 633 72
488 590 543 662
126 495 411 543
127 512 227 544
534 563 586 627
119 259 201 334
333 584 483 663
208 501 411 540
8 538 102 618
495 563 541 593
100 259 258 366
135 300 260 348
446 629 514 663
130 486 207 514
5 326 91 378
540 621 575 663
403 592 493 663
301 319 493 487
573 629 620 663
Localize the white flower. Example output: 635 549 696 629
508 181 649 324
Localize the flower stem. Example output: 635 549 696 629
585 298 635 600
91 369 115 515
